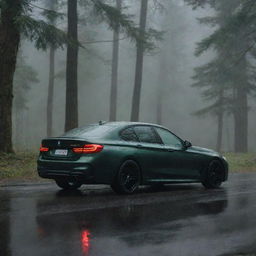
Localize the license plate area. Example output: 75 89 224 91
54 149 68 156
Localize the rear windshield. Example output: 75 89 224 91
62 125 114 138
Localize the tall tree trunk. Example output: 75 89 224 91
225 115 231 151
216 90 224 152
216 112 223 152
65 0 78 132
130 0 148 122
233 56 248 153
0 1 21 153
234 86 248 153
156 56 166 125
156 90 163 125
47 46 55 137
14 108 22 150
109 0 122 121
46 0 57 137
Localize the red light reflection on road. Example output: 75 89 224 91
81 230 90 255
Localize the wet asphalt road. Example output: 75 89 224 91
1 173 256 256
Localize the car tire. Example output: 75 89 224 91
55 179 82 190
111 160 141 194
202 160 223 189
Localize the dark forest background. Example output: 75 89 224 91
1 0 256 153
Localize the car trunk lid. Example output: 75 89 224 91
41 137 92 160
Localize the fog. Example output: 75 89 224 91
12 0 256 152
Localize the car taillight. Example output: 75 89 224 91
72 144 103 154
40 145 49 152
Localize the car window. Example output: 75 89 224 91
155 127 183 150
134 126 159 144
120 127 138 142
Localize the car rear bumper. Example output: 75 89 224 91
37 159 95 182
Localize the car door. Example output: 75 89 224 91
154 127 200 180
132 125 167 182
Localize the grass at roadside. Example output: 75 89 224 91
0 152 256 183
224 152 256 172
0 152 40 183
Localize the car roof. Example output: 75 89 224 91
102 121 168 129
61 121 171 140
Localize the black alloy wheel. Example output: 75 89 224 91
111 160 141 194
55 179 82 190
202 160 223 189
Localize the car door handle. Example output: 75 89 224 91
136 144 143 148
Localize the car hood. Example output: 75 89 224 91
187 146 220 157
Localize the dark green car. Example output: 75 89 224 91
37 121 228 194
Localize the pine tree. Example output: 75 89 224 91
0 0 22 153
65 0 79 132
109 0 122 122
64 0 161 129
46 0 58 137
0 0 71 153
156 0 187 125
130 0 149 122
185 0 256 152
0 0 160 152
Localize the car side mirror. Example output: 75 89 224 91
184 140 192 149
